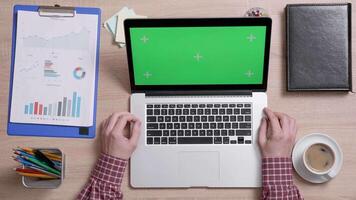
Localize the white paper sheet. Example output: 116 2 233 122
103 7 147 48
10 10 98 126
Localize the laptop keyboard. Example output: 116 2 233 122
146 103 252 145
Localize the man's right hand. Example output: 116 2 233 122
258 108 297 158
100 112 141 160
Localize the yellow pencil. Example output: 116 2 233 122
20 147 34 153
41 154 62 161
41 151 61 158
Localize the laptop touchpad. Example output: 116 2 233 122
178 151 220 186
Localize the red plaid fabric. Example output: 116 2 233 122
262 157 303 200
78 155 303 200
77 153 127 200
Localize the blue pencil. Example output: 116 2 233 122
14 150 36 159
14 156 47 170
13 156 37 168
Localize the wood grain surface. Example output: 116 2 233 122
0 0 355 199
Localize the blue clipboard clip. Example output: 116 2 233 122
7 4 101 139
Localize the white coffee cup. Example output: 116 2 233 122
293 133 343 183
302 142 338 178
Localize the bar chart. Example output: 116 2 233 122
24 92 81 118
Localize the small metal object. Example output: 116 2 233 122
245 7 268 17
38 5 75 17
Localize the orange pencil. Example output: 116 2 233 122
15 171 56 179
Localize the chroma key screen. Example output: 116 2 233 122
129 26 266 85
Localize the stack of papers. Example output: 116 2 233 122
104 7 147 48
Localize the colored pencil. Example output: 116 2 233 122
19 147 62 161
15 168 45 174
53 161 62 166
13 150 36 159
34 149 56 169
23 165 61 178
13 156 38 168
13 147 63 180
15 171 56 179
14 167 60 178
13 158 61 179
18 155 61 175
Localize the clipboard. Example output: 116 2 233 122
7 5 101 138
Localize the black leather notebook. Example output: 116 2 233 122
286 3 352 91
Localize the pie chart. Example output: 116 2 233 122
73 67 86 80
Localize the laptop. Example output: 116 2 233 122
125 18 272 188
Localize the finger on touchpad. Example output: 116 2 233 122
178 151 220 186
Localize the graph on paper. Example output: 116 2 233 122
10 10 98 126
23 28 90 50
24 92 82 118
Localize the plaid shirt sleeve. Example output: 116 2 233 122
77 153 127 200
261 157 303 200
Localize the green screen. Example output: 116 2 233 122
130 26 266 85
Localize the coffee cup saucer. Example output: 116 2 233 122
292 133 343 183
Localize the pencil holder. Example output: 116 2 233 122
21 148 65 189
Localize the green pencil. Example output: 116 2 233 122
20 155 61 176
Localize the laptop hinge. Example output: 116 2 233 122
144 90 253 96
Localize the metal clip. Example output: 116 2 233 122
38 4 75 17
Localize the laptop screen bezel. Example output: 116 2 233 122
124 18 271 93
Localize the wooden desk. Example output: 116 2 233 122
0 0 355 199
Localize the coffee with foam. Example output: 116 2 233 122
305 143 335 173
